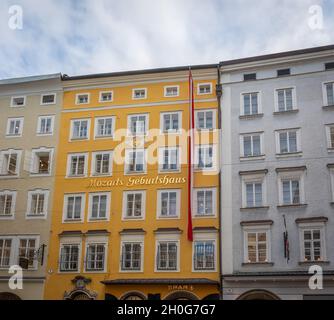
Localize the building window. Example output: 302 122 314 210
194 188 216 216
0 238 12 268
243 73 257 81
67 153 87 177
59 244 80 272
125 149 146 174
242 92 259 116
246 183 263 208
0 150 21 176
196 110 215 130
6 118 24 137
99 91 113 102
156 241 178 271
276 129 300 154
302 229 322 262
198 83 212 95
195 145 215 170
95 117 114 138
241 172 267 209
63 194 85 221
326 125 334 150
0 191 16 218
121 242 142 271
276 88 296 112
245 231 269 263
193 241 215 271
132 88 147 100
161 112 181 133
123 191 145 219
11 96 26 107
71 119 90 140
325 82 334 106
240 133 263 158
41 94 56 105
128 114 148 136
91 151 113 176
164 86 179 97
37 116 54 135
277 69 291 77
278 169 305 206
18 238 37 268
159 147 179 172
157 190 180 218
76 93 90 105
282 179 300 205
27 190 49 218
85 243 106 271
88 193 110 221
325 62 334 70
30 148 53 175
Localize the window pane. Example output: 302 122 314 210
251 93 258 114
253 135 261 156
288 131 297 153
243 136 252 157
244 94 251 115
285 89 293 110
280 132 288 153
327 83 334 106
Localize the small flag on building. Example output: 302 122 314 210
283 215 290 263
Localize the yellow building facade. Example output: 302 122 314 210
44 66 221 300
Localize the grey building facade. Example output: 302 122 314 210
220 45 334 300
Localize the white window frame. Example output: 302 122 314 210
157 189 181 219
36 115 55 136
325 124 334 151
240 132 264 159
120 239 144 273
30 147 54 176
66 153 88 178
193 188 217 217
194 144 217 171
0 190 16 220
240 91 261 116
329 168 334 202
17 236 40 270
88 192 111 222
84 240 107 273
124 149 147 175
94 116 115 139
243 225 272 264
91 151 113 177
6 117 24 137
132 88 147 100
62 193 85 223
192 237 217 272
274 87 297 112
155 240 180 272
75 93 90 105
0 236 14 269
0 149 22 177
197 83 212 95
99 91 113 103
160 111 182 134
10 96 26 107
58 241 82 273
275 129 301 155
127 114 149 137
70 118 91 141
158 147 180 173
122 190 146 220
26 189 49 219
40 93 56 105
278 170 305 206
164 85 179 97
241 173 267 208
322 81 334 107
195 109 216 130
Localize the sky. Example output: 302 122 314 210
0 0 333 79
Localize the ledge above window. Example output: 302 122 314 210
298 261 330 266
240 155 266 162
273 109 299 116
322 105 334 110
240 206 270 212
276 151 303 159
239 113 264 120
242 262 274 267
277 203 308 209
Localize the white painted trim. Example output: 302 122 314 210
98 90 114 103
119 240 144 273
132 88 147 100
193 187 217 218
75 93 90 105
160 111 182 134
6 117 24 137
26 189 49 220
10 96 26 107
0 149 22 177
195 108 217 130
94 116 115 139
66 152 89 178
29 147 54 177
192 238 217 273
58 241 82 274
127 113 149 137
197 82 213 95
158 146 181 173
87 192 111 222
164 85 180 97
69 118 91 141
124 148 147 175
240 91 262 116
40 93 57 105
90 150 113 177
156 189 181 219
62 193 86 223
36 115 55 136
122 190 146 221
241 173 267 208
84 242 108 273
0 190 17 220
274 86 297 112
154 239 180 273
277 170 306 205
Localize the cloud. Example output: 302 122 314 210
0 0 333 79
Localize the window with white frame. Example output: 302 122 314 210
242 92 259 116
95 117 114 138
37 116 54 135
0 238 12 268
99 91 113 102
67 153 87 177
132 89 147 100
198 83 212 95
196 110 215 130
326 125 334 149
0 191 16 218
157 190 180 218
276 129 300 154
325 82 334 106
241 172 266 208
276 88 296 112
18 238 38 268
6 118 24 137
164 86 179 97
30 148 53 175
278 169 305 206
27 190 49 218
91 151 113 176
299 225 326 262
0 150 21 176
125 149 146 174
156 241 178 271
85 243 106 271
11 96 26 107
159 147 179 172
161 112 181 133
121 242 142 271
244 228 270 263
123 191 145 219
128 114 148 136
193 240 215 271
71 119 90 140
196 145 215 170
240 133 263 158
41 94 56 105
76 93 89 104
194 188 216 216
59 244 80 272
88 193 110 221
63 194 85 221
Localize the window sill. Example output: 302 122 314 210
30 173 51 177
70 137 89 141
240 155 265 161
66 175 87 179
63 219 83 223
0 174 18 179
242 262 274 267
26 214 46 219
122 217 144 221
5 134 22 138
240 206 270 212
95 135 113 139
193 214 216 218
273 109 299 115
88 218 108 222
277 204 308 209
327 148 334 153
276 152 303 158
322 105 334 110
299 261 330 266
239 113 264 120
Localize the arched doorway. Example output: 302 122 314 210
64 289 97 300
120 292 146 300
164 291 199 300
237 290 280 300
71 293 91 300
0 292 21 300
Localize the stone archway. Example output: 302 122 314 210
237 290 280 300
0 292 21 300
120 291 146 300
164 291 199 300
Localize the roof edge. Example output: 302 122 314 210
0 73 61 85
